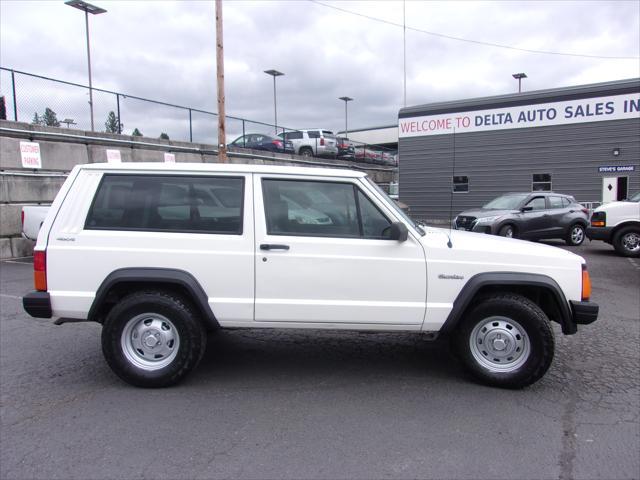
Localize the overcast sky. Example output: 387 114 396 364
1 0 639 143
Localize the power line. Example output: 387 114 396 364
309 0 640 60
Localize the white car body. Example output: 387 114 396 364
24 162 598 388
587 192 640 256
32 162 585 331
21 205 50 241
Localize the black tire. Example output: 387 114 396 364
498 224 516 238
102 290 207 388
452 293 555 389
612 226 640 257
299 147 313 158
565 223 586 246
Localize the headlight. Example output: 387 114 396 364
476 215 502 225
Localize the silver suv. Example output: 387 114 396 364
278 129 339 158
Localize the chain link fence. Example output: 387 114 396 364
0 67 398 168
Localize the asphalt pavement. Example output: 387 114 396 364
1 241 639 480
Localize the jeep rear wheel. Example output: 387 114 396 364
102 290 206 388
453 293 554 388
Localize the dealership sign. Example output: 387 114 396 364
399 93 640 138
598 165 636 173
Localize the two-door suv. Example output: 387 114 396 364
23 163 598 388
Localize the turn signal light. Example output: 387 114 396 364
34 250 47 291
581 264 591 301
591 221 605 227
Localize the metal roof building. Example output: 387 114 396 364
397 78 640 222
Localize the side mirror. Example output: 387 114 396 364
389 222 408 242
521 206 533 212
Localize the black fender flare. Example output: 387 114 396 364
440 272 576 335
88 268 219 329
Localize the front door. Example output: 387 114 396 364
602 176 628 203
253 174 427 327
519 196 549 238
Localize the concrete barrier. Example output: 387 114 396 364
0 120 396 259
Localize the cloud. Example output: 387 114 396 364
1 0 638 143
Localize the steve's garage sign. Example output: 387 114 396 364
399 93 640 138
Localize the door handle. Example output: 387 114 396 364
260 244 290 251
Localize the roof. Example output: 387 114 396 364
399 77 640 118
78 162 366 178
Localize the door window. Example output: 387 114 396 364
548 196 564 209
357 190 392 239
525 197 546 210
262 179 393 239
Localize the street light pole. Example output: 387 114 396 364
512 72 527 93
339 96 353 137
264 69 284 135
65 0 106 132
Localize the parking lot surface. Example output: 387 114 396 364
1 241 639 480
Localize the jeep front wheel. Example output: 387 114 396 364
453 293 554 388
102 290 206 387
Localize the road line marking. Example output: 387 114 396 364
0 293 22 300
2 260 33 265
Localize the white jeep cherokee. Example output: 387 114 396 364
23 163 598 388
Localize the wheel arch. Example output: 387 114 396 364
612 221 640 237
440 272 575 336
88 268 219 330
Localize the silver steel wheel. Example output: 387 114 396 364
121 313 180 371
570 225 585 244
621 232 640 253
469 316 530 373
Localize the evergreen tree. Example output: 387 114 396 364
132 128 143 136
105 111 122 133
32 112 43 126
159 132 170 140
42 107 60 127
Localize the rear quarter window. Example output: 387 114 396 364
85 174 244 234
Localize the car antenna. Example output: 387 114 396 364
446 127 456 248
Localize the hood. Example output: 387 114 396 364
420 227 585 265
595 200 640 213
456 208 518 218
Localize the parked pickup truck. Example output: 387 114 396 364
21 205 50 241
23 163 599 389
587 191 640 257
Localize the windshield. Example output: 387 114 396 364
364 177 424 236
628 191 640 202
483 194 529 210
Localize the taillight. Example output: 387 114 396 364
34 250 47 291
581 208 589 215
272 140 283 148
581 264 591 301
320 137 325 146
21 210 24 228
590 211 606 227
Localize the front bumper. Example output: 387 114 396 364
586 226 613 242
23 291 52 318
570 300 599 326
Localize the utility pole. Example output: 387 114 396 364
216 0 227 162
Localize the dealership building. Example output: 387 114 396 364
397 78 640 222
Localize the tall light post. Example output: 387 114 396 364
65 0 106 132
512 72 527 93
339 96 353 138
264 69 284 135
